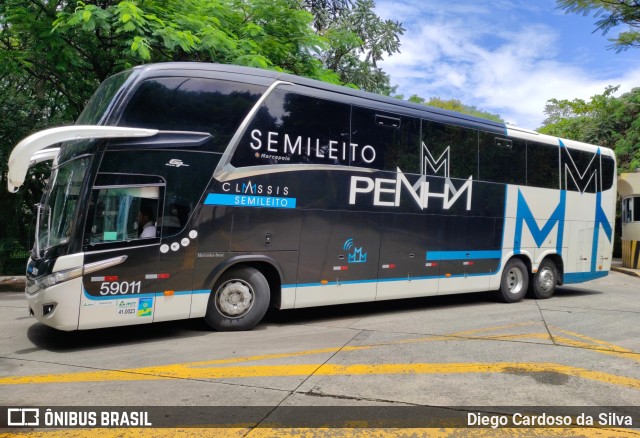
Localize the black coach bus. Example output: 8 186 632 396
7 63 616 331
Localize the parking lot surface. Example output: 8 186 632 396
0 271 638 436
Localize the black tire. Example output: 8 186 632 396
204 266 270 331
527 259 557 299
495 258 528 303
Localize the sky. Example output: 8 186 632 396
374 0 640 130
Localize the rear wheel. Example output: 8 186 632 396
205 266 270 331
528 259 557 299
495 258 528 303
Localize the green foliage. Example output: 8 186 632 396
553 2 640 172
50 0 337 80
0 0 505 266
0 0 405 268
306 0 404 94
557 0 640 52
538 86 640 172
0 239 31 275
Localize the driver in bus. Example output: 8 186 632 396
137 205 157 238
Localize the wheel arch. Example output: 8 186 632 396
509 253 532 275
204 255 283 308
542 253 564 285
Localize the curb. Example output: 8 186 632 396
0 276 25 292
611 266 640 278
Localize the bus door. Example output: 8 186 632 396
153 196 199 323
80 174 164 329
570 221 592 273
295 210 380 308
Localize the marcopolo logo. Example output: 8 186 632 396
165 159 189 168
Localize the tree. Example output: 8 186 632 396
557 0 640 52
0 0 349 273
305 0 405 94
538 86 640 172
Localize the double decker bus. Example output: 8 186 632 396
7 63 616 331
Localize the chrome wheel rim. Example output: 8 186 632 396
538 267 554 292
215 279 254 318
507 267 524 295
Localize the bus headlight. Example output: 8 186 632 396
26 266 83 295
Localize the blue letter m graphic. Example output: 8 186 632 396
514 189 566 256
591 191 613 272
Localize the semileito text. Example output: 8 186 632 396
249 129 376 164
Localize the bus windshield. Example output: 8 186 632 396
76 70 135 125
35 157 91 255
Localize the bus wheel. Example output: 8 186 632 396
495 258 528 303
205 267 270 331
528 259 557 299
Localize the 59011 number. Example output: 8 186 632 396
99 281 142 296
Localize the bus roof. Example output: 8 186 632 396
125 63 613 159
129 62 508 132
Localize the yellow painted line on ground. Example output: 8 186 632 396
3 427 640 437
1 323 637 393
549 327 640 361
173 345 373 368
551 336 640 362
0 362 639 390
446 321 540 337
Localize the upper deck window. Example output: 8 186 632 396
120 77 265 152
478 133 526 185
231 89 352 167
350 107 420 173
527 141 559 190
77 70 134 125
422 120 478 180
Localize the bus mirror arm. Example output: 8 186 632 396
7 125 158 193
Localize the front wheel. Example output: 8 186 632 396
527 259 557 299
495 258 528 303
205 266 270 331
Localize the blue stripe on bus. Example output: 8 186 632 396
204 193 296 209
287 271 496 288
425 250 502 261
564 271 608 284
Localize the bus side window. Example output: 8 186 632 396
120 77 265 152
527 141 559 190
350 107 420 172
232 89 351 167
88 186 160 244
478 133 526 185
601 155 615 191
161 199 191 237
561 147 598 193
421 120 478 180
